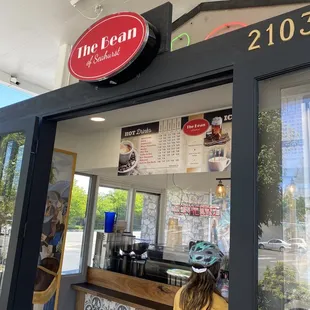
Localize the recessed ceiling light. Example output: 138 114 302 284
90 117 105 122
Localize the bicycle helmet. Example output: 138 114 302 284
189 241 224 268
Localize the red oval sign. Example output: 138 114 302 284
68 12 148 82
183 119 210 136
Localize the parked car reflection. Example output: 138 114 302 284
288 238 308 253
258 239 291 252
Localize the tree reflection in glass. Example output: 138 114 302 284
258 77 310 309
0 132 25 294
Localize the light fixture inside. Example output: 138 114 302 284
216 180 226 198
90 117 105 122
286 178 296 195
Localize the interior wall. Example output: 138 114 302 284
55 128 121 171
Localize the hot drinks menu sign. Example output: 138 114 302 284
118 109 232 176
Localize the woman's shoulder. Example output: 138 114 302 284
174 286 185 301
212 293 228 310
173 287 184 310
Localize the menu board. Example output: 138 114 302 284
118 108 232 176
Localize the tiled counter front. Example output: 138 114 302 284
84 294 135 310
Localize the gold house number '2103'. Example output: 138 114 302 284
248 11 310 51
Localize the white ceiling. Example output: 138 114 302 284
0 0 207 91
57 83 232 134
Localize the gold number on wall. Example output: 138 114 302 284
248 29 261 51
266 24 275 46
280 18 295 41
300 11 310 36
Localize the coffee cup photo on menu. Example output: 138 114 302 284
119 141 133 164
208 156 231 172
118 141 140 175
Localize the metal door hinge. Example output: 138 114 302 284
31 140 39 155
23 222 27 238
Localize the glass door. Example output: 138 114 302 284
258 69 310 310
0 117 39 309
230 6 310 309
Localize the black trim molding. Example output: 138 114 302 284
172 0 310 31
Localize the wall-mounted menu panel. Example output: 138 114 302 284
118 109 232 176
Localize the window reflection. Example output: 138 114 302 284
91 186 129 265
258 77 310 309
0 132 25 295
62 174 91 275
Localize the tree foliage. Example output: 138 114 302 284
68 186 144 230
68 180 88 228
258 262 310 309
0 133 24 230
258 110 282 235
258 109 308 235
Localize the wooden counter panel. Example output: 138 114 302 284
75 291 85 310
87 267 178 306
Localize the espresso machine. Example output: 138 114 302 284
93 231 149 278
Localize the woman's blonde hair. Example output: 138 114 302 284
179 262 223 310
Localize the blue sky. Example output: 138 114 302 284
0 84 33 108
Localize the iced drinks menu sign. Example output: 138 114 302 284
118 108 232 176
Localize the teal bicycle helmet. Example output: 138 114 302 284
189 241 224 268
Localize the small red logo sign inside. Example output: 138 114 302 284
68 12 148 82
183 119 210 136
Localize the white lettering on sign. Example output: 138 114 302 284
124 130 136 137
124 127 152 137
224 114 232 121
77 43 98 59
186 123 206 129
77 28 137 59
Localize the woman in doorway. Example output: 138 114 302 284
174 242 228 310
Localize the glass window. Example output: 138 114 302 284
0 132 25 294
133 192 160 243
165 187 231 257
62 174 91 275
91 186 129 265
96 187 128 229
258 71 310 309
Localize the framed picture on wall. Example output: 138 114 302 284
33 149 77 310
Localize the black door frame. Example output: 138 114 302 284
1 4 310 310
0 117 39 309
231 6 310 309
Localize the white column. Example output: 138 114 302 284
157 189 168 244
54 44 78 89
126 188 136 232
301 99 310 284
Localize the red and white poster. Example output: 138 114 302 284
172 204 220 217
118 108 232 176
